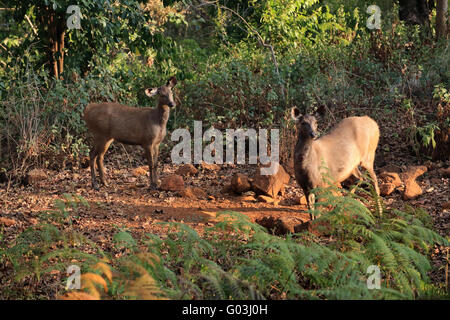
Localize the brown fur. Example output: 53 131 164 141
84 77 177 190
291 108 380 219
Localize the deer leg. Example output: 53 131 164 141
89 145 99 190
361 158 383 215
361 160 380 196
349 166 363 193
367 167 380 195
144 145 157 189
151 144 160 187
97 139 113 187
306 192 316 221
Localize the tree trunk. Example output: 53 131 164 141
436 0 448 39
40 6 65 78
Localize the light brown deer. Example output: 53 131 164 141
84 76 177 190
291 107 380 220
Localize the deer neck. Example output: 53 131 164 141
156 104 170 126
295 135 315 169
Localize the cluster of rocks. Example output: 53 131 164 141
156 162 293 204
223 163 291 204
155 162 220 200
378 165 430 200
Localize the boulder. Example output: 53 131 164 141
257 195 275 203
297 195 308 205
252 163 290 198
230 173 252 194
175 164 198 177
379 171 402 188
239 195 257 202
200 162 220 171
400 166 427 200
179 186 206 199
221 184 233 194
160 174 185 192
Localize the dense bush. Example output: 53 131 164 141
1 1 448 173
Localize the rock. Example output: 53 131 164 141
295 195 308 205
255 216 303 236
132 166 148 177
252 163 290 198
230 173 252 194
200 162 220 171
400 166 427 200
175 164 198 177
257 195 275 203
379 172 402 188
179 187 195 199
179 187 206 199
25 169 47 185
221 184 233 194
160 174 185 192
379 183 396 196
239 195 257 202
0 217 16 227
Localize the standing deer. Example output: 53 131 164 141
84 76 177 190
291 107 380 220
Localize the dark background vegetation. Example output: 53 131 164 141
0 0 448 176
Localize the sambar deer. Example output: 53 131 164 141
291 107 380 220
84 76 177 190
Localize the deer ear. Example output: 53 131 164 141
167 76 177 88
291 107 302 121
145 88 158 97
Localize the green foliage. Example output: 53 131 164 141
0 194 104 289
250 0 358 49
1 188 447 300
100 189 447 300
0 57 135 170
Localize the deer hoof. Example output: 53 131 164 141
149 183 159 190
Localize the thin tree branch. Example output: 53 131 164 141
25 14 38 36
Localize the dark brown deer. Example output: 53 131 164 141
291 107 380 220
84 77 177 190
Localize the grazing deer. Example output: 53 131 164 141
84 76 177 190
291 108 380 220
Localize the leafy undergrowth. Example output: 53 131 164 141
1 187 448 300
